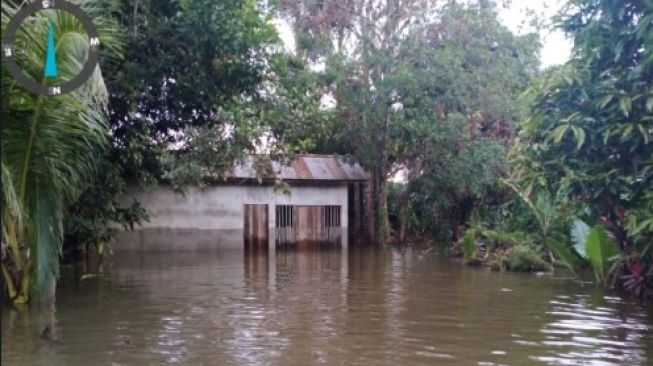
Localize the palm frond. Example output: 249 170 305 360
1 1 123 302
1 161 23 225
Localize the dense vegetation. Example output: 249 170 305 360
1 0 651 304
514 0 652 296
277 0 540 244
64 0 280 262
463 0 652 298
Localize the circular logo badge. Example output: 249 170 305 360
2 0 100 96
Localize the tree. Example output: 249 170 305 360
512 0 653 296
279 0 540 243
65 0 275 251
1 2 122 304
65 0 327 255
279 0 440 243
105 0 279 183
393 2 540 242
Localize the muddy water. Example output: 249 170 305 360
2 244 652 366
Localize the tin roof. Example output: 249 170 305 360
226 154 369 182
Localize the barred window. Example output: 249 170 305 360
324 205 341 228
275 205 293 228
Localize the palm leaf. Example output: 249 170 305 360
1 161 23 225
1 1 122 302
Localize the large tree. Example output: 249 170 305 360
388 3 539 242
106 0 279 182
279 0 439 243
65 0 326 253
278 0 540 243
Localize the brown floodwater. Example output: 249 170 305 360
2 243 652 365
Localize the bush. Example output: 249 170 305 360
505 246 552 272
462 230 476 260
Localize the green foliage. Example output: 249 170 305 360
64 160 149 257
585 226 620 283
570 219 590 259
517 0 653 243
459 223 551 271
624 191 653 238
1 1 122 303
105 0 280 182
505 246 552 273
502 179 571 258
65 0 318 255
480 229 535 248
511 0 653 295
549 239 584 274
278 0 540 244
559 220 621 283
463 230 476 260
395 3 540 243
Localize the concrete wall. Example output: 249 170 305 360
115 228 245 251
122 183 349 230
114 227 348 251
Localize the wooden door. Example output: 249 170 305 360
295 206 325 242
244 204 268 249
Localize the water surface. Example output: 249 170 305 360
2 243 652 365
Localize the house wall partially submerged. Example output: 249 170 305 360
114 155 371 250
115 183 352 250
122 184 348 230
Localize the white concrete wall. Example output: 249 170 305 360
123 184 349 230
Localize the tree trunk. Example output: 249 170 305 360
451 205 461 244
377 177 390 245
374 113 391 245
39 278 58 343
2 254 30 305
364 181 375 244
398 188 412 244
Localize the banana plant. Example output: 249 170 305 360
569 219 621 284
503 179 569 263
585 226 621 283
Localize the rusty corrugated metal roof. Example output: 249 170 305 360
226 154 369 182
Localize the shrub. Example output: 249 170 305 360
505 246 552 272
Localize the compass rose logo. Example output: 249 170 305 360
2 0 101 96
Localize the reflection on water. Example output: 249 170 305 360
274 227 343 248
2 236 652 366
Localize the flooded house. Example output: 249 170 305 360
116 155 371 251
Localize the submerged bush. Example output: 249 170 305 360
505 246 552 273
462 230 477 260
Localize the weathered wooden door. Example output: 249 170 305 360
274 205 342 246
296 206 325 242
244 204 268 249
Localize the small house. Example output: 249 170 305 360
117 155 371 250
